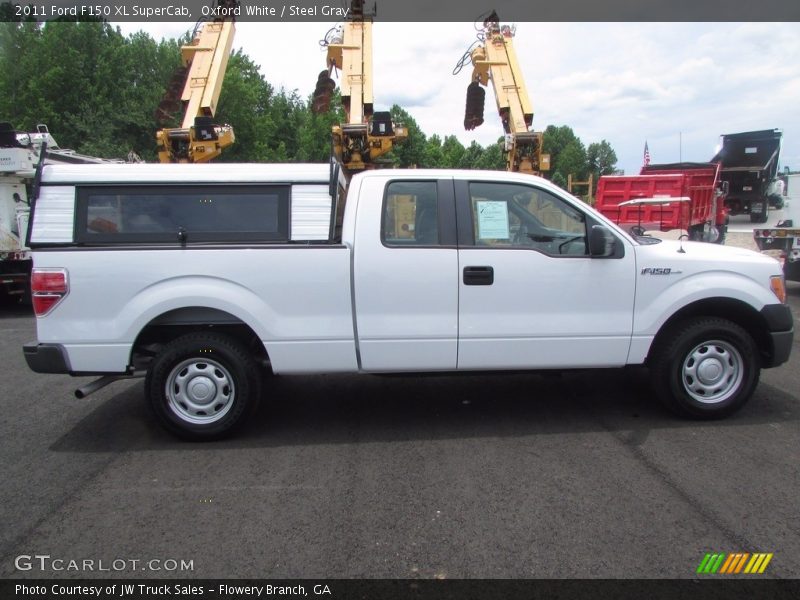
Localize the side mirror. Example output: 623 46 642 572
589 225 617 258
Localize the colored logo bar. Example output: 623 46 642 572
696 553 773 574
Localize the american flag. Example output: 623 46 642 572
643 141 651 166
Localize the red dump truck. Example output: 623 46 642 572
595 162 728 244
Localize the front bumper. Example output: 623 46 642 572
23 342 71 374
767 330 793 368
760 304 794 368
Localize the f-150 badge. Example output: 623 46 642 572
641 267 682 275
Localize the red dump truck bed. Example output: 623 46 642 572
595 162 727 242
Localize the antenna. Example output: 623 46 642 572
677 192 686 254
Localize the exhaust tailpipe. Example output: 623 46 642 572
74 372 145 399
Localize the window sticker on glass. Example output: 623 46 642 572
476 200 510 240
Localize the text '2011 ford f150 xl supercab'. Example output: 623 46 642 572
23 163 793 439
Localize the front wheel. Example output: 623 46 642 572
649 317 760 419
146 332 262 440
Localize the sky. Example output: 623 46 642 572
115 21 800 175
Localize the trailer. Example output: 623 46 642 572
594 162 728 243
711 129 782 224
754 173 800 282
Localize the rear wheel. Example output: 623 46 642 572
146 332 261 440
750 201 769 223
650 317 760 419
687 224 704 241
0 290 17 306
715 223 727 245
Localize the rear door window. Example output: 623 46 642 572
382 181 440 246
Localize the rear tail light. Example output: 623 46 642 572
31 268 69 316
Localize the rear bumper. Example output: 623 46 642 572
23 342 71 374
760 304 794 368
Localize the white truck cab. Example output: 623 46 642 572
23 163 793 439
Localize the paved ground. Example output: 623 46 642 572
1 284 799 580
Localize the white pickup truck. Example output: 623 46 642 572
23 163 793 439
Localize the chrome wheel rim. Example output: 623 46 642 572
166 358 235 424
681 339 743 404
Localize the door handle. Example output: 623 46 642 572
463 266 494 285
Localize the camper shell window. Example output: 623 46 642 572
75 185 290 243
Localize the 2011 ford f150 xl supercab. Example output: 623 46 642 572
23 163 793 439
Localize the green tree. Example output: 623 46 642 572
475 141 505 170
557 139 588 181
550 172 567 189
441 135 465 168
388 104 426 168
422 134 444 168
542 125 581 177
0 20 183 160
212 52 311 163
459 141 484 169
295 88 344 162
587 140 618 176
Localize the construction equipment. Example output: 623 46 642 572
155 0 238 163
455 13 550 175
0 123 124 304
312 0 407 174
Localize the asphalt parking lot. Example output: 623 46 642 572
1 283 799 580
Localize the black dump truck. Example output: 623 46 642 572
711 129 782 224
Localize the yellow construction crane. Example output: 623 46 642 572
155 0 238 163
455 13 550 175
311 0 406 174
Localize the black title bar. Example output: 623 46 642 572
4 579 800 600
3 0 800 22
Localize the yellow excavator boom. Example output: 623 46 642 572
312 0 406 174
156 1 238 163
460 15 549 175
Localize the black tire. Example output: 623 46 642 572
687 224 704 242
749 202 769 224
0 290 17 306
714 224 727 245
20 284 32 306
649 317 760 419
146 332 262 440
768 195 784 210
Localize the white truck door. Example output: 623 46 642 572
353 177 459 371
455 179 636 370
